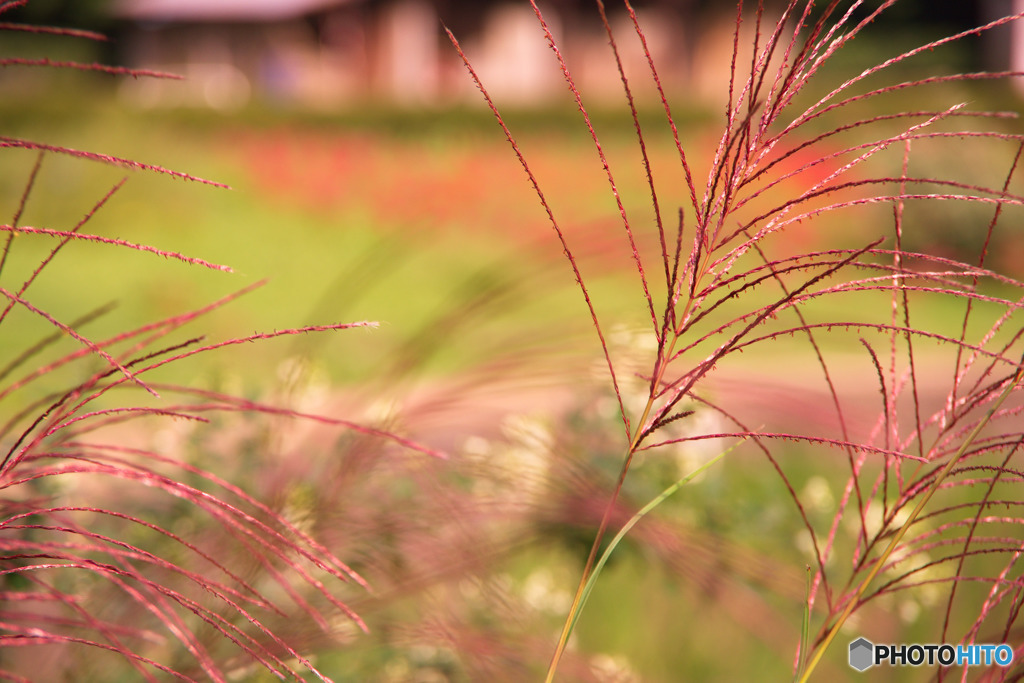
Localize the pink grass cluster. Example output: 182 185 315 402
0 7 445 681
451 1 1024 679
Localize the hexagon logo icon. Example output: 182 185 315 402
849 637 874 671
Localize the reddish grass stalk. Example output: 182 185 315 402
0 14 438 680
0 22 108 40
452 1 1024 680
0 138 229 187
0 224 233 272
0 58 182 80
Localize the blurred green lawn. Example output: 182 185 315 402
4 26 1020 391
1 91 662 397
7 83 1017 392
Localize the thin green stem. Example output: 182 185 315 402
566 449 730 637
545 191 711 681
544 329 686 682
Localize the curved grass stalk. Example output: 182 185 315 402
543 352 676 683
794 565 813 683
560 445 737 648
544 435 728 682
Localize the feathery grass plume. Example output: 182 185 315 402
452 0 1024 679
0 8 444 681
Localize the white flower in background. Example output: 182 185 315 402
521 568 572 614
801 476 835 514
590 653 640 682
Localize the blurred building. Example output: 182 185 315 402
110 0 1024 109
983 0 1024 95
111 0 781 109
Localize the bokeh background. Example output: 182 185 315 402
3 1 1024 680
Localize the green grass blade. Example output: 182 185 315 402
795 565 812 683
566 445 737 638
